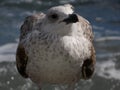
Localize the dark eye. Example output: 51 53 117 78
50 13 58 20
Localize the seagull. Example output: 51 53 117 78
16 4 96 90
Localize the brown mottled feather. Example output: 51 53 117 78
78 15 94 42
77 15 95 79
16 13 45 78
20 13 45 41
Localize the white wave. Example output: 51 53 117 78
95 36 120 42
0 43 18 54
0 43 18 62
96 60 120 80
93 25 104 30
96 52 120 58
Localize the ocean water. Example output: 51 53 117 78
0 0 120 90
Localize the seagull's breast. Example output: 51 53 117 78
24 31 91 84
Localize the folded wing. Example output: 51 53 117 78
16 13 45 78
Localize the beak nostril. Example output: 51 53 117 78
62 14 79 24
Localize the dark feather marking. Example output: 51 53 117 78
16 44 28 78
82 46 96 79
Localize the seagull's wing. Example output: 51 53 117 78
19 13 45 41
16 13 45 78
77 15 94 42
16 44 28 78
81 46 96 79
77 15 95 79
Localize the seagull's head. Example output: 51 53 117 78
41 4 79 36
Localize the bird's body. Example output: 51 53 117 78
24 29 91 84
16 4 95 90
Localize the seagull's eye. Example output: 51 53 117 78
49 13 58 20
51 14 58 19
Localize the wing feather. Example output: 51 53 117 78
81 46 96 79
77 15 95 79
16 44 28 78
20 13 45 41
16 13 45 78
78 15 94 42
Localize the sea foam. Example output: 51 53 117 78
0 43 18 62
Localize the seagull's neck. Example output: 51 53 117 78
36 23 84 42
66 23 84 38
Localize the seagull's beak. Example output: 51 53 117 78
62 14 79 24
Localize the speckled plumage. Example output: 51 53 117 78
16 4 96 90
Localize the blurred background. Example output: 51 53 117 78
0 0 120 90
